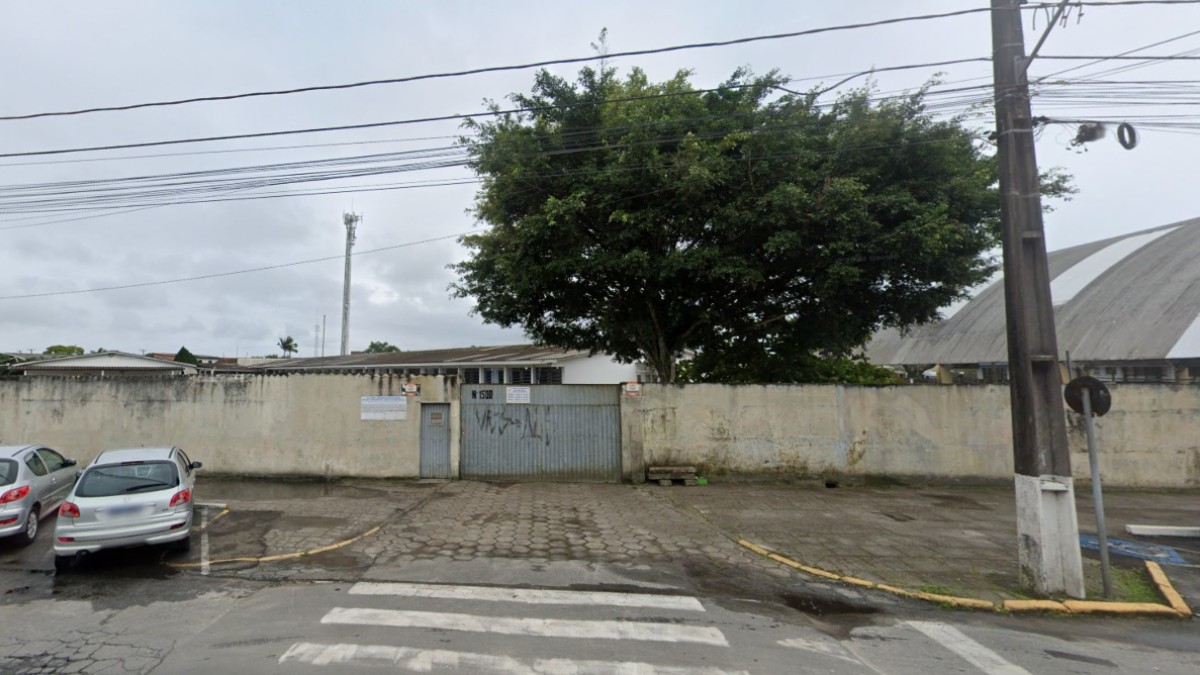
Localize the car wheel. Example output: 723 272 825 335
54 555 76 573
15 506 39 546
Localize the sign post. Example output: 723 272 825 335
1065 375 1113 598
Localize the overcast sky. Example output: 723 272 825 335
2 1 1198 358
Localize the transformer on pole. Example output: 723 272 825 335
340 212 361 356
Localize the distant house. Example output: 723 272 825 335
18 351 199 377
252 344 647 384
867 218 1200 384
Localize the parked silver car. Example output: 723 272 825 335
0 445 79 546
54 446 201 571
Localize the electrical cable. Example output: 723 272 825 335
0 233 470 300
0 8 997 121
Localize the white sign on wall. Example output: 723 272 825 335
360 395 407 420
506 386 532 404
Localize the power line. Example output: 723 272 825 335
1037 54 1200 60
0 60 999 160
0 8 997 122
1033 28 1200 82
0 233 469 301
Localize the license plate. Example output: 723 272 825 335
107 505 143 517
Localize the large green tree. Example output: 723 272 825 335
453 66 1006 383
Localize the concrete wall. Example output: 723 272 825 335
4 375 1196 486
561 355 638 385
626 383 1200 488
0 374 453 478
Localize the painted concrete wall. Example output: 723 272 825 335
3 375 1196 486
628 383 1200 487
0 374 452 478
561 354 638 384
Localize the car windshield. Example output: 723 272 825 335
75 461 179 498
0 459 15 487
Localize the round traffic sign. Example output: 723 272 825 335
1064 376 1112 417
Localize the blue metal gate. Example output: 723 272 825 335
419 403 452 478
460 385 621 482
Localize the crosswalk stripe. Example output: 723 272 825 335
281 642 747 674
907 621 1032 675
322 607 730 646
349 581 706 612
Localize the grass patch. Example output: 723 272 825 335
1082 560 1160 604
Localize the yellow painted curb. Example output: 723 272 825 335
738 540 992 609
1063 600 1184 617
733 541 1190 618
169 525 382 569
1145 561 1193 617
738 540 771 557
1003 599 1070 613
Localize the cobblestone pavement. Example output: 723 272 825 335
655 482 1200 604
194 479 441 579
365 481 804 593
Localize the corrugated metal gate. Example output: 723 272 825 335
460 385 621 482
419 403 452 479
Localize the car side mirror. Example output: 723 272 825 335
189 461 203 470
63 459 77 467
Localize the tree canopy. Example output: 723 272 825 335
174 346 199 365
364 341 401 353
43 345 84 357
453 65 1012 383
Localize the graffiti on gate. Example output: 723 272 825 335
474 405 553 445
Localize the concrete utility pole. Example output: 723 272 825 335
340 212 361 356
991 0 1084 597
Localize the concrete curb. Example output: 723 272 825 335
737 540 1192 618
169 525 382 568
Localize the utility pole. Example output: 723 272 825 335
340 212 361 356
991 0 1084 597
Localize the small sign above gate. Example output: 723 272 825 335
506 386 531 404
624 382 642 396
403 382 421 397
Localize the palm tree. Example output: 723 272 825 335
278 336 298 358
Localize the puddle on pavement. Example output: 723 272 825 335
779 591 879 616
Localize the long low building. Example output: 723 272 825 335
867 217 1200 384
252 344 647 384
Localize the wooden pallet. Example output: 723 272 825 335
647 465 697 486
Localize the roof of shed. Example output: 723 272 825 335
255 344 590 370
19 351 198 371
866 217 1200 365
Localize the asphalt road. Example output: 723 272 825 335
0 485 1197 674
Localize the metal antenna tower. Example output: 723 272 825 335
340 212 361 356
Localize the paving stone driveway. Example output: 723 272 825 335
368 481 792 583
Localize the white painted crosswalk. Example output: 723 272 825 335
321 606 729 645
280 643 745 674
279 580 743 673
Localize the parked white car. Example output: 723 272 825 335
0 445 79 546
54 446 201 571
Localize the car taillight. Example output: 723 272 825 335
169 489 191 508
0 486 30 503
59 502 81 518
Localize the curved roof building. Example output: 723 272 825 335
867 217 1200 381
